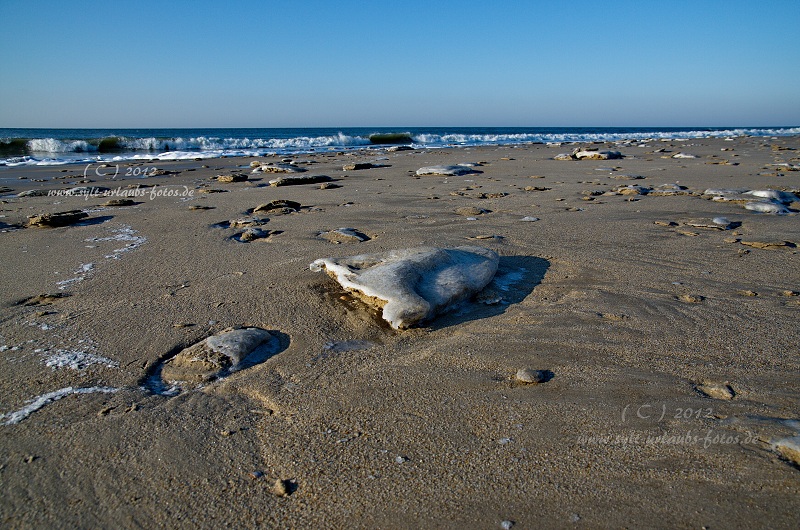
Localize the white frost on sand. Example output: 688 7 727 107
311 246 499 329
1 386 119 425
44 349 118 370
56 263 95 290
85 225 146 259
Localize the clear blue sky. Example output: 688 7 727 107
1 0 798 128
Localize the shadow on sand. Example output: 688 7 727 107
428 255 550 330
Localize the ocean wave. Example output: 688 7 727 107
412 127 800 146
2 127 798 166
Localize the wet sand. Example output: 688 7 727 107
1 136 799 528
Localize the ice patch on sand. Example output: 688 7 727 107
311 246 499 329
85 225 146 259
1 386 119 425
44 349 118 370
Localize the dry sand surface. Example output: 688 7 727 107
1 136 799 528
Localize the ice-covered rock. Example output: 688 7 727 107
160 327 278 383
311 246 499 329
416 165 482 176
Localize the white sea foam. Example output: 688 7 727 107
1 386 119 425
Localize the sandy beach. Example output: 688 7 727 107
1 135 799 528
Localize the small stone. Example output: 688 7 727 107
515 368 546 384
395 456 408 464
501 520 515 530
781 290 799 297
738 290 758 297
319 182 341 189
249 471 264 480
520 216 540 222
271 479 292 497
654 220 678 227
189 205 215 210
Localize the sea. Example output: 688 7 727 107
1 126 798 167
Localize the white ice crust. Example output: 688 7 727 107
311 246 499 329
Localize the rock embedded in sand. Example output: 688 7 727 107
574 149 622 160
744 201 789 214
515 368 547 384
17 189 50 197
229 217 268 228
319 227 370 243
253 200 301 213
238 228 271 242
102 198 136 207
160 327 277 384
416 165 481 176
20 292 70 306
677 294 704 304
696 382 735 400
455 206 487 216
216 174 248 183
772 436 800 467
342 162 377 170
556 148 622 161
254 163 306 174
615 185 650 196
744 189 797 203
310 246 499 329
739 240 795 250
269 175 331 187
27 210 88 228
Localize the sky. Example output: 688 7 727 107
0 0 798 128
